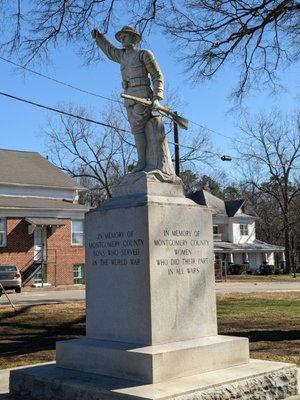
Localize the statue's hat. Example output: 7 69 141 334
115 26 141 44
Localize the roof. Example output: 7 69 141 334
0 196 89 211
214 240 284 252
0 149 85 190
188 189 252 218
188 190 227 215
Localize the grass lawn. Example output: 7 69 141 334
218 292 300 366
0 292 299 369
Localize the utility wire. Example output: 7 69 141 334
0 89 222 156
189 118 244 144
0 55 238 143
0 56 122 104
0 90 130 133
1 89 299 170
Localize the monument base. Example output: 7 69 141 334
10 359 297 400
56 335 249 383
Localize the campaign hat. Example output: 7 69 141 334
115 25 141 44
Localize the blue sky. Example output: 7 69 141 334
0 26 299 181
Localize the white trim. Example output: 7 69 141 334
0 217 6 247
71 219 85 246
0 210 87 219
0 187 75 200
0 181 85 191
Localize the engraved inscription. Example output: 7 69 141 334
89 230 144 267
154 229 211 276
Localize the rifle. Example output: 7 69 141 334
121 93 189 130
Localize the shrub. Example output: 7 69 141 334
228 264 247 275
259 264 275 275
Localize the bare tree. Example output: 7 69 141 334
1 1 298 97
44 105 135 202
237 110 300 275
162 1 300 99
44 102 215 203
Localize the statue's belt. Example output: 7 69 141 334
122 77 151 89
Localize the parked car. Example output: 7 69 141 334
0 265 22 295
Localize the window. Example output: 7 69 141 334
240 224 249 236
73 264 85 284
72 219 84 245
0 218 7 247
213 225 219 234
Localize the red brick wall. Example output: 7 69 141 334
0 218 85 286
47 220 85 286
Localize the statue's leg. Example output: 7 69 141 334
132 135 146 172
126 103 151 173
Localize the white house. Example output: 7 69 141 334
188 189 285 272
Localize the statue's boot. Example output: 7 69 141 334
132 135 146 172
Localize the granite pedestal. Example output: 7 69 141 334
9 173 298 399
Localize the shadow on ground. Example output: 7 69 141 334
220 330 300 342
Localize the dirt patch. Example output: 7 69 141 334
0 302 85 369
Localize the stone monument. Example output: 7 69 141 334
10 26 298 400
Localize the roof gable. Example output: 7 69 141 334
225 199 245 217
0 149 85 190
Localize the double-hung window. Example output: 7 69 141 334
0 218 7 247
71 219 84 245
239 224 249 236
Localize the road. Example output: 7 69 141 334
0 281 299 306
0 288 85 306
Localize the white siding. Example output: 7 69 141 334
231 220 256 244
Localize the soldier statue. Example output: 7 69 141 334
92 26 178 175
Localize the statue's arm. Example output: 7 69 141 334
92 29 122 63
142 50 164 100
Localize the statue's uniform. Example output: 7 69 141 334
95 34 164 135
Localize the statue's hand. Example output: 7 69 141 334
92 28 101 39
151 96 161 108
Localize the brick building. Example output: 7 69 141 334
0 149 89 287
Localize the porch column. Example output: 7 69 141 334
244 252 249 263
228 253 234 264
281 251 286 269
263 253 269 264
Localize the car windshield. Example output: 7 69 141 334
0 266 17 272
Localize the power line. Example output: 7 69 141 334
0 56 122 104
1 89 299 171
0 89 232 160
0 55 239 142
0 90 130 133
189 119 235 141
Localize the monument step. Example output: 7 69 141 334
10 359 298 400
56 335 249 383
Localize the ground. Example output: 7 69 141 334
0 292 299 369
